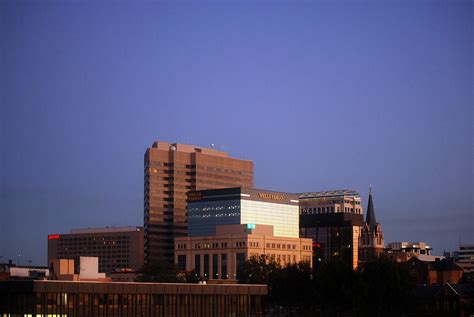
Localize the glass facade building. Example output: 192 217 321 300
187 187 299 238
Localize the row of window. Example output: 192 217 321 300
300 206 362 214
265 243 298 250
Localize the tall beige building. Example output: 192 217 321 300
144 141 253 263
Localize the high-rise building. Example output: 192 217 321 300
359 186 385 264
144 141 253 263
47 227 144 273
299 190 364 269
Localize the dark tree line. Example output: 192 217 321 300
238 255 417 316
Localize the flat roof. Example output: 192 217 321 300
188 187 299 205
70 226 143 234
299 189 360 199
0 280 268 295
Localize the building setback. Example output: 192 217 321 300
144 141 253 264
47 227 144 273
299 189 364 269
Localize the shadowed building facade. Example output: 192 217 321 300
299 190 364 269
144 141 253 264
0 280 266 316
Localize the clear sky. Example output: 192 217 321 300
1 0 472 265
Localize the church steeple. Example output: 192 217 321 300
366 185 377 230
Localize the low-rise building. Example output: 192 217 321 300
386 241 433 255
0 280 267 317
0 262 49 281
49 257 108 281
407 257 464 286
175 224 313 280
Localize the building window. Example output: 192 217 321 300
195 254 201 276
221 253 228 279
177 255 186 271
212 254 218 279
203 254 210 279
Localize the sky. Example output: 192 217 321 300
1 0 472 266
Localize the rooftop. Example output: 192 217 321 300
70 226 143 234
299 189 360 199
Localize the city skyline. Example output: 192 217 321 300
2 0 472 266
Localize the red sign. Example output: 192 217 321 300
312 243 321 248
48 235 60 240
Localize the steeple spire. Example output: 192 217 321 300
366 185 377 230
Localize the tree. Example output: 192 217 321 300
358 256 415 316
135 261 179 283
313 258 362 315
237 255 279 284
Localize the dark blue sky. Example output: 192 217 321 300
1 0 472 265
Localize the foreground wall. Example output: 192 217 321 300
0 280 267 317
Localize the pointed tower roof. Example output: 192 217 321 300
366 185 377 230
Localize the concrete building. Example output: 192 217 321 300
0 262 49 281
386 241 435 263
47 227 144 273
49 257 108 281
144 141 253 263
359 186 385 264
299 189 364 269
187 187 299 238
175 224 313 280
455 244 474 273
0 280 267 317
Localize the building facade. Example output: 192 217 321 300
455 244 474 273
0 280 267 317
359 186 385 264
144 141 253 263
386 241 433 255
187 187 299 238
47 227 144 273
299 189 364 269
175 224 313 280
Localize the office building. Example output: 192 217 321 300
455 244 474 273
187 187 299 238
359 186 385 264
386 241 432 255
47 227 144 273
386 241 438 262
299 189 364 269
0 280 267 317
144 141 253 263
175 224 313 280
